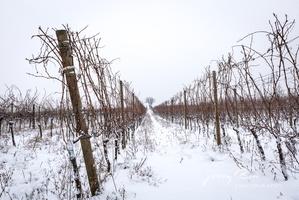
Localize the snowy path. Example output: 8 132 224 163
103 110 298 200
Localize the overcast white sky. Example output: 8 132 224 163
0 0 298 105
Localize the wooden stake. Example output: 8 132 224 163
0 116 3 136
288 87 293 127
132 92 135 120
10 102 16 146
32 104 35 129
56 30 100 196
9 121 16 146
213 71 221 145
184 90 188 129
171 99 174 123
38 106 42 138
233 88 239 128
120 80 126 149
50 118 53 137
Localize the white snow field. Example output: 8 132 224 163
0 109 298 199
102 109 298 200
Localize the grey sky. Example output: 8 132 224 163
0 0 298 105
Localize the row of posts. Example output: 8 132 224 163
1 102 54 146
181 70 294 146
182 71 221 145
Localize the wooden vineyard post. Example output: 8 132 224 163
32 104 35 129
233 88 239 128
9 102 16 146
132 92 135 119
213 71 221 146
50 118 53 137
9 121 16 146
131 92 136 139
120 80 126 149
288 87 293 127
56 30 100 196
38 105 42 138
0 116 3 136
171 99 174 123
184 90 188 129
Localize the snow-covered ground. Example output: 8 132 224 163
102 109 298 200
0 109 298 199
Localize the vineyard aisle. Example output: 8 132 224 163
102 109 298 200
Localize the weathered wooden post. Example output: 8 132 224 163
120 80 126 149
32 103 35 129
288 87 293 127
131 92 135 138
233 88 239 128
0 116 3 136
10 102 13 115
213 71 221 145
50 118 53 137
9 102 16 146
56 29 100 196
184 90 188 129
38 105 42 138
9 121 16 146
171 99 174 123
132 92 135 120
